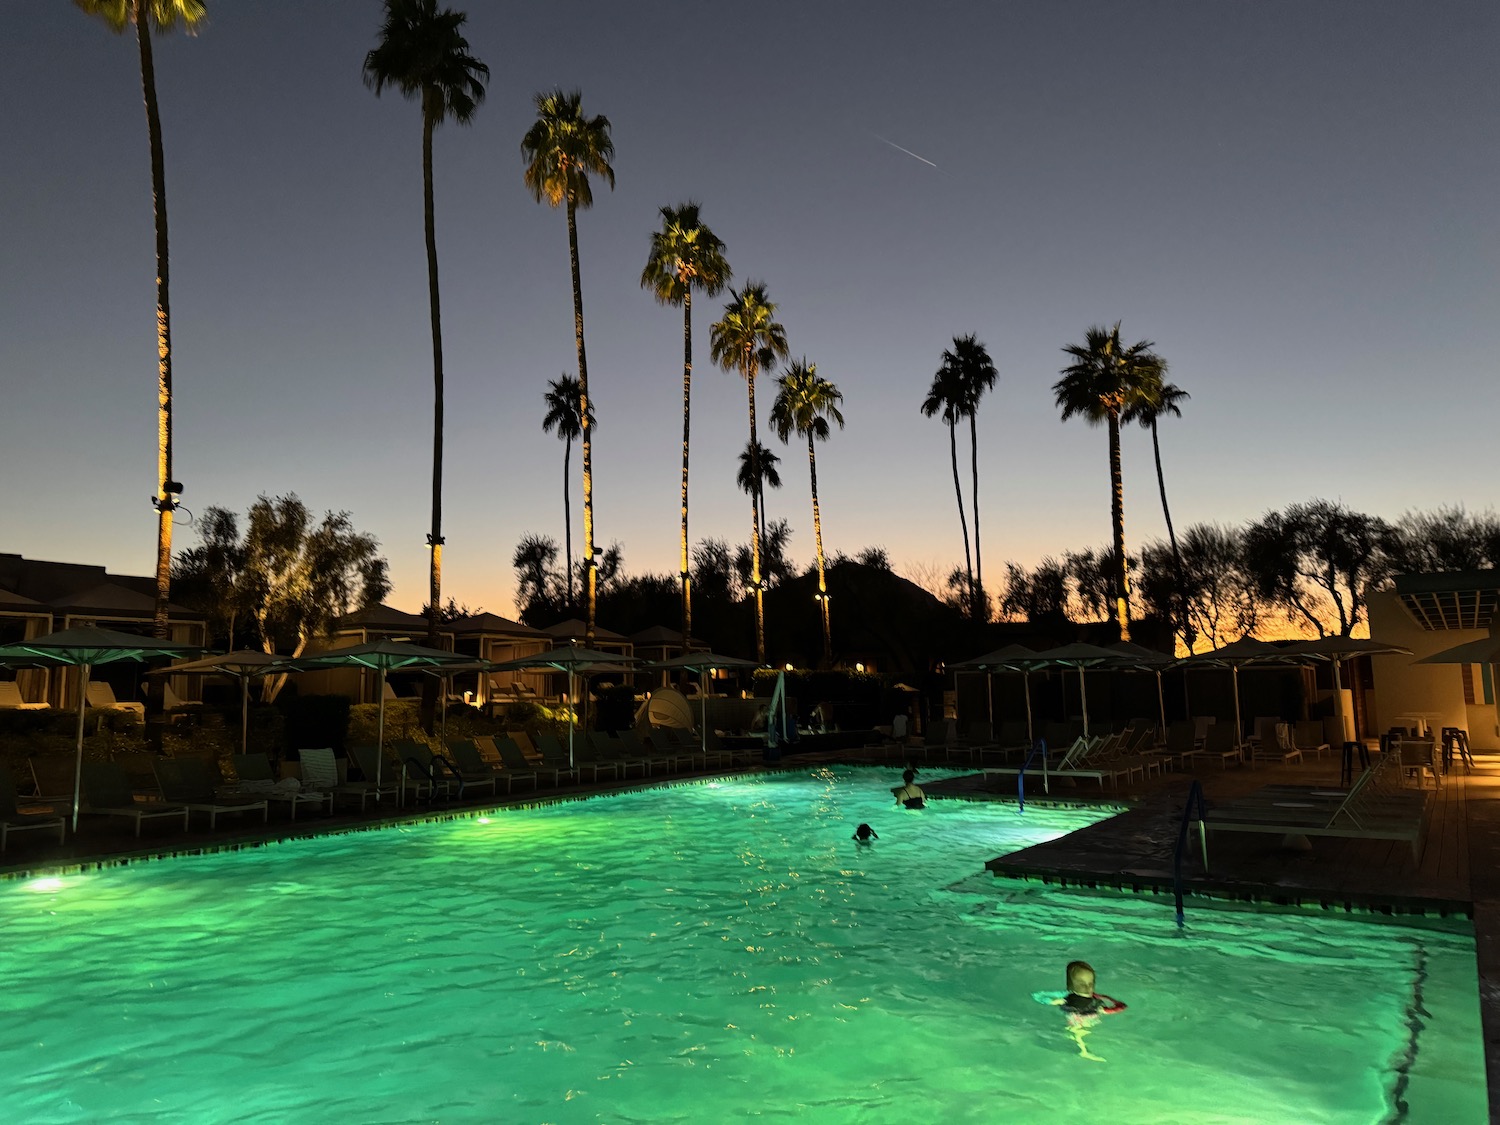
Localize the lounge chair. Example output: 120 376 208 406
154 758 270 829
230 753 333 819
1160 720 1200 770
85 681 145 719
443 738 509 796
1198 722 1243 768
0 681 49 710
29 755 76 808
533 731 619 782
297 747 382 813
495 734 573 787
80 761 190 837
1248 719 1303 767
392 739 461 800
1195 754 1430 866
346 744 411 806
585 732 650 778
1292 721 1331 760
983 733 1133 789
0 764 66 851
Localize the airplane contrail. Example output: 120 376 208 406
871 133 939 169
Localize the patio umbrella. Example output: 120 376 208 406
1028 643 1120 737
1282 636 1413 741
0 626 202 830
294 640 474 796
948 644 1040 743
144 649 288 758
644 651 762 757
489 645 642 767
1179 637 1295 747
1104 642 1175 735
399 659 493 742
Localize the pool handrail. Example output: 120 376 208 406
1016 738 1049 812
1173 779 1209 928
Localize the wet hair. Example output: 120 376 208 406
1066 960 1095 994
902 769 916 784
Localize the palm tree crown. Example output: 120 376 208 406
711 283 790 662
641 202 731 644
363 0 488 125
521 89 615 208
1054 321 1166 641
76 0 205 31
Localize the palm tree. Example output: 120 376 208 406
710 283 790 662
770 360 845 666
640 203 731 643
521 89 614 646
77 0 206 639
944 335 998 621
1124 380 1191 647
921 358 974 618
364 0 487 646
1053 322 1166 641
736 439 782 543
541 374 594 612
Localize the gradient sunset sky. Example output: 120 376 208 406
3 1 1495 618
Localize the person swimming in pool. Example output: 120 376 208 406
893 769 926 809
852 823 878 845
1033 960 1127 1061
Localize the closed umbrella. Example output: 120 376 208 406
643 652 761 757
0 626 202 830
294 640 474 797
489 645 642 767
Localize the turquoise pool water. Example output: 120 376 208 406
0 766 1483 1123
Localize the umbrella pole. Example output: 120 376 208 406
1232 666 1243 749
986 673 994 726
376 668 387 803
567 670 575 770
1331 658 1349 742
1156 671 1166 736
1078 666 1089 737
240 674 250 758
440 674 448 743
71 662 91 833
1023 672 1034 745
701 669 708 757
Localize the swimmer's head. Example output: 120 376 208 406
854 823 875 839
902 769 916 784
1066 960 1096 996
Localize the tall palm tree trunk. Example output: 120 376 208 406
679 291 693 641
1107 414 1130 641
747 368 765 662
135 3 173 641
947 420 973 613
1150 421 1191 649
968 413 984 623
562 436 574 610
808 433 831 666
421 101 444 646
566 198 596 646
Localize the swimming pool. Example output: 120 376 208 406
0 766 1483 1123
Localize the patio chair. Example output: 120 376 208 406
154 758 269 829
230 753 333 819
29 755 76 806
585 732 650 779
1161 720 1201 769
1292 721 1331 760
0 764 66 851
80 761 190 837
1248 719 1303 767
532 732 617 783
85 681 145 719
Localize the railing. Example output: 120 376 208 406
1016 738 1048 813
1173 780 1209 928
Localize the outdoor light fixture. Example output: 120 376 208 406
426 533 444 548
785 663 794 671
152 480 184 512
855 663 865 673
